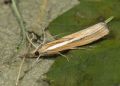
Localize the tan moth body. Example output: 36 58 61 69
37 22 109 56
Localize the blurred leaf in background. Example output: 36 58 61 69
46 0 120 86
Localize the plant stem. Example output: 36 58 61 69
11 0 27 49
105 16 114 24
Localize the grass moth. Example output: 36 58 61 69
32 17 113 57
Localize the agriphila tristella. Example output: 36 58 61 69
16 16 113 85
32 16 114 57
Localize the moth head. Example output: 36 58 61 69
22 51 41 58
32 50 44 58
34 51 40 57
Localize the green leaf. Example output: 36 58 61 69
47 0 120 86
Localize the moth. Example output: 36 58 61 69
31 17 113 57
16 17 113 85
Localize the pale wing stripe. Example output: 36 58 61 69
46 38 77 51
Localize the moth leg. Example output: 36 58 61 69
58 52 69 62
33 28 48 53
26 32 37 48
31 30 47 65
52 32 66 39
31 54 43 67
